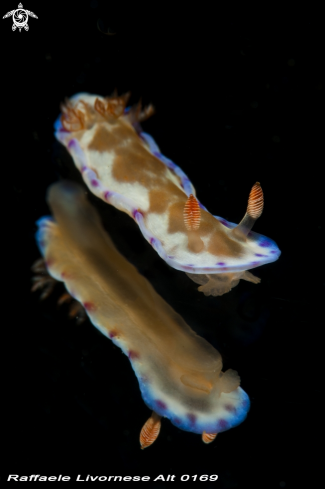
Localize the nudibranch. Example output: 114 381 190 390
54 92 281 296
35 181 250 447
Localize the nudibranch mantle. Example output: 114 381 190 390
54 93 280 295
35 181 250 441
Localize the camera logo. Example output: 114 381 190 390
3 3 38 32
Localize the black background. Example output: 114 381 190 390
2 2 324 487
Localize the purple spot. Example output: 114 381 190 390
68 139 76 149
184 265 194 271
109 331 118 338
155 400 167 411
186 413 197 425
166 160 175 169
217 419 229 431
104 190 112 200
167 255 175 259
83 302 96 312
255 253 266 257
140 375 149 384
259 238 270 248
173 417 182 425
242 399 249 408
91 179 99 187
81 166 87 173
153 151 161 157
250 261 259 266
224 404 237 414
150 237 156 245
248 231 253 237
186 264 194 267
128 350 140 360
271 250 278 254
217 262 226 266
218 218 229 227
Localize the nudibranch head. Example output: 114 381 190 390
54 92 280 295
35 181 250 445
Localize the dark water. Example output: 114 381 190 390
3 3 323 487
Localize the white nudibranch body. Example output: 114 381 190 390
54 92 281 296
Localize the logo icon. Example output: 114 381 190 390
3 3 38 32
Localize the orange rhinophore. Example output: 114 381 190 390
140 412 162 449
184 194 201 231
247 182 264 219
231 182 265 242
202 432 218 444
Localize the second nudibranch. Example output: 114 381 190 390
35 181 250 448
54 92 281 296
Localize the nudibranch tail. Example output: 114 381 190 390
184 194 201 231
231 182 264 239
202 432 217 444
140 411 162 449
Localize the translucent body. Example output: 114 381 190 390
36 181 250 435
